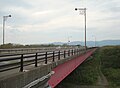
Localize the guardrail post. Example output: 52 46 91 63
77 49 78 54
73 49 75 55
74 49 75 55
68 50 70 56
78 49 79 54
58 51 60 60
76 49 77 55
64 50 66 58
45 52 47 64
75 49 76 54
70 50 72 56
53 51 55 62
79 49 80 54
70 50 71 56
68 50 69 56
20 54 23 72
35 53 38 67
72 49 73 55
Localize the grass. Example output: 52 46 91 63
100 46 120 87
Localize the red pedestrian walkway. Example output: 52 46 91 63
48 49 96 88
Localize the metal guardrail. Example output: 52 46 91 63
0 49 84 72
0 47 55 53
0 47 80 54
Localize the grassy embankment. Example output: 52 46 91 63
100 46 120 87
56 46 120 88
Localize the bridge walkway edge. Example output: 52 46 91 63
48 48 96 88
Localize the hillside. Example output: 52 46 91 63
53 40 120 46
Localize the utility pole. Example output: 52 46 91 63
75 8 87 50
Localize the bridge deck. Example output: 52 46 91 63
48 49 96 88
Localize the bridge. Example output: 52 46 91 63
0 47 96 88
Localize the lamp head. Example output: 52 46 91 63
75 8 77 11
9 15 11 17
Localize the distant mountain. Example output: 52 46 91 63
96 40 120 46
52 40 120 46
52 42 64 45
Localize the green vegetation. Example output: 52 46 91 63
0 43 79 49
0 43 59 48
100 46 120 87
57 46 120 88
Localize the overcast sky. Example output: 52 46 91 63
0 0 120 44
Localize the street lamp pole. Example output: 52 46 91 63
94 36 96 47
3 15 11 45
75 8 87 50
84 8 87 50
92 35 96 47
3 17 5 45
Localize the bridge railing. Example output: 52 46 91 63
0 47 79 54
0 49 84 72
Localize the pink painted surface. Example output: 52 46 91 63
48 49 96 88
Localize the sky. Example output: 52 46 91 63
0 0 120 44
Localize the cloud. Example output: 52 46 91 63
0 0 120 44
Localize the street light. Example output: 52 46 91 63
92 35 96 47
67 36 72 47
3 15 11 45
75 8 87 50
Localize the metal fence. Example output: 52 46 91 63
0 49 84 72
0 47 80 54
